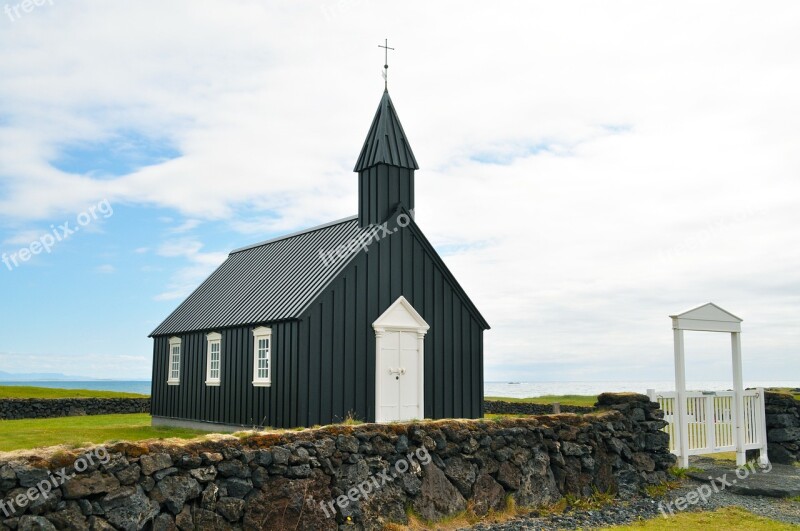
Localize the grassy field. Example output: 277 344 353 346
769 387 800 401
0 413 205 452
0 385 148 399
484 394 597 407
604 506 797 530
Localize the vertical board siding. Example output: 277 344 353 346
151 216 486 429
295 219 485 425
151 321 299 429
357 165 414 227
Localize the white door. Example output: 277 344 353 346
378 330 421 422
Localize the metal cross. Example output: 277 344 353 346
378 38 394 89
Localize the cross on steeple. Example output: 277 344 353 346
378 38 394 90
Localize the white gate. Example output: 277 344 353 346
665 303 770 467
647 388 769 464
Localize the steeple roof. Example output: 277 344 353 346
354 90 419 172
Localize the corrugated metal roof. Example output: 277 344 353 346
354 90 419 172
150 216 370 337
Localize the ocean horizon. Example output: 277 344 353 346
0 380 152 395
1 379 798 398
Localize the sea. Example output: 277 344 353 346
1 380 798 399
484 380 800 399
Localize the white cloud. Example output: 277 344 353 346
154 238 227 301
95 264 115 274
1 1 799 382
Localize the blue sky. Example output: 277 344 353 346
0 1 799 384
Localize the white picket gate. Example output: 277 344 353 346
647 388 769 465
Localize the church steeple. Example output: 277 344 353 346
354 90 419 227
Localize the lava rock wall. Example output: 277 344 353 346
0 393 674 530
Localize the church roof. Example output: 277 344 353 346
354 90 419 172
150 216 369 336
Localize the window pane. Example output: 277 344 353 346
206 340 221 381
254 334 271 382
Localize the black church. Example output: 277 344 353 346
149 88 490 430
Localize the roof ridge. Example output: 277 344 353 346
230 215 358 254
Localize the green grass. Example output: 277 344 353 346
0 385 148 399
768 388 800 401
484 394 597 407
605 506 796 530
0 414 205 452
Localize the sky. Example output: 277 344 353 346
0 1 798 384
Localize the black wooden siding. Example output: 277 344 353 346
150 213 486 428
358 164 414 227
294 213 484 426
151 321 300 428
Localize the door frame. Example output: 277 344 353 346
373 296 430 423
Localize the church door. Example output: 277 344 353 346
373 296 429 422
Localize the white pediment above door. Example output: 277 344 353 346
373 296 430 333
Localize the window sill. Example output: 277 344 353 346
205 381 221 387
167 381 180 386
252 381 271 387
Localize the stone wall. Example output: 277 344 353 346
484 400 595 416
762 391 800 464
0 398 151 420
0 393 674 531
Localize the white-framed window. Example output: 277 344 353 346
206 332 222 386
252 326 272 387
167 337 181 385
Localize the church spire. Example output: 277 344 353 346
353 90 419 172
354 90 419 227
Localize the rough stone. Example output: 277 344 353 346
513 450 559 507
472 473 506 516
219 477 252 499
200 483 218 511
174 506 192 531
0 466 16 491
86 517 115 531
336 435 360 454
10 467 49 489
16 516 56 531
188 466 217 483
150 476 202 514
62 471 120 499
139 454 173 476
217 459 250 479
200 452 223 464
41 504 85 530
190 508 226 530
271 447 291 466
411 464 466 521
632 452 655 472
768 427 800 443
216 497 245 522
496 461 521 490
151 513 176 531
152 467 178 482
244 472 335 531
115 464 140 486
100 486 159 531
443 457 477 497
